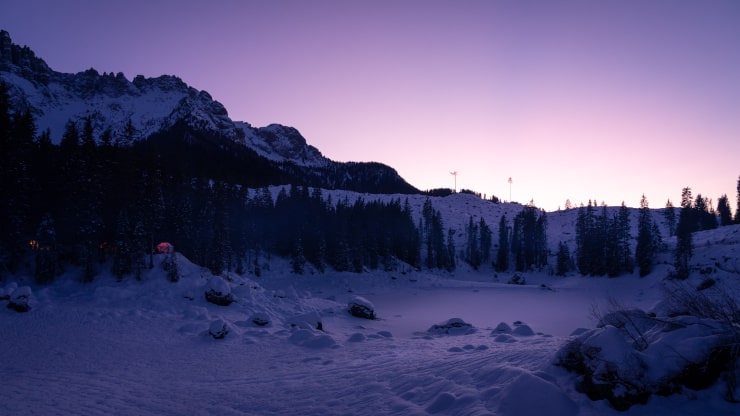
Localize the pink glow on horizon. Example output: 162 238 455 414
2 0 739 211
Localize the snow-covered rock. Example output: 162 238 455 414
428 318 476 335
347 296 376 320
204 277 234 306
250 313 270 327
208 319 229 339
555 311 737 411
7 286 33 312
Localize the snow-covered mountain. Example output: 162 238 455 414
0 29 327 168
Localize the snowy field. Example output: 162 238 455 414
2 193 739 415
2 254 737 415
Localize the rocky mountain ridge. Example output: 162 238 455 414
0 29 329 169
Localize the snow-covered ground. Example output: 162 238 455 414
2 247 738 415
2 192 739 415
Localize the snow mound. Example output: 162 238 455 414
511 323 535 336
428 318 476 335
7 286 33 312
288 329 337 349
208 319 229 339
496 370 578 416
0 283 16 300
289 311 324 330
491 322 513 334
348 333 366 343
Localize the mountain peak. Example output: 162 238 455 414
0 30 52 77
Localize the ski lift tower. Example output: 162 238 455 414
508 177 512 202
450 171 458 193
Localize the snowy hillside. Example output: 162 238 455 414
269 186 677 271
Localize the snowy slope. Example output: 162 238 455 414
264 186 677 272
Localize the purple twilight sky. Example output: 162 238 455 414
2 0 739 211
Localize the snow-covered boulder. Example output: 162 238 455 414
428 318 476 335
556 310 737 411
347 296 375 320
205 277 234 306
209 319 229 339
7 286 33 312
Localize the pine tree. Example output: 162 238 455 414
664 199 676 237
556 241 571 276
465 216 481 269
717 194 733 226
495 215 509 272
511 206 548 272
117 118 136 147
636 195 660 277
112 209 133 281
674 193 694 280
615 202 632 275
735 176 740 224
34 213 58 284
162 248 180 282
291 238 306 274
694 194 717 231
446 228 456 272
478 217 492 264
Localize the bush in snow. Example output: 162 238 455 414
205 277 234 306
556 288 740 410
7 286 33 312
209 319 229 339
428 318 475 335
347 296 375 320
508 274 526 285
161 250 180 282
